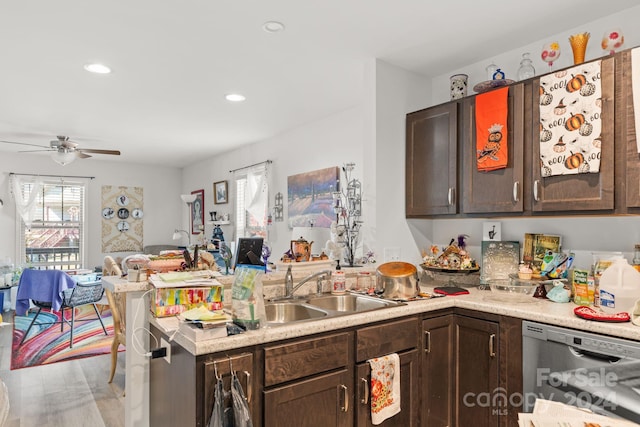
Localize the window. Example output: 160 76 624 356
234 164 269 240
14 177 87 270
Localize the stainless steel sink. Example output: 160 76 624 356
264 302 328 324
306 293 403 312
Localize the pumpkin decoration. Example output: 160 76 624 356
565 113 586 132
554 98 567 115
554 70 568 78
595 97 602 108
564 151 585 170
540 86 553 106
567 74 587 93
579 122 593 136
579 162 590 173
593 135 602 148
553 137 566 152
542 164 553 177
540 122 553 142
580 82 596 96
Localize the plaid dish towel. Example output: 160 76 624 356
476 86 509 172
368 353 401 425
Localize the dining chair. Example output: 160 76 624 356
59 280 108 347
103 256 126 384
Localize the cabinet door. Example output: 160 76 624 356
530 56 615 212
264 369 353 427
203 353 257 427
422 314 454 427
406 103 458 216
455 315 500 427
355 349 419 427
461 85 525 213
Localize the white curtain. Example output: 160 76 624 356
245 164 268 227
10 174 42 230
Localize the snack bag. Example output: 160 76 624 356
231 265 266 330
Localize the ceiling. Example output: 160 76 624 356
0 1 636 167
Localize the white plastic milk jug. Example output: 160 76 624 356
598 258 640 314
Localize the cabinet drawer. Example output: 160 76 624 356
264 332 352 387
356 317 419 362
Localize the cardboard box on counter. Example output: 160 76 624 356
151 285 223 317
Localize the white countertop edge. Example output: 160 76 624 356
149 287 640 356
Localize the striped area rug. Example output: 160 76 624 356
11 304 121 370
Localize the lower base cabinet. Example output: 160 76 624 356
150 311 522 427
355 349 420 427
264 369 353 427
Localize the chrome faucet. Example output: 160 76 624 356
283 265 333 299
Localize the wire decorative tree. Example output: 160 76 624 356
332 163 363 267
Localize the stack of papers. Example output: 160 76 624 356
149 270 222 288
519 399 640 427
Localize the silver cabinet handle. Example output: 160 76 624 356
489 334 496 358
533 180 540 202
243 370 252 403
425 330 431 353
513 181 519 202
338 384 349 412
360 378 369 404
447 187 455 206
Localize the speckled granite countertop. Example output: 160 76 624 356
150 285 640 357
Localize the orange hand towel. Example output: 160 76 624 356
476 87 509 172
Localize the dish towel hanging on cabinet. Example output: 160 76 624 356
476 86 509 172
368 353 401 425
538 60 602 177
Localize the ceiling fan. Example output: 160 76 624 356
0 135 121 165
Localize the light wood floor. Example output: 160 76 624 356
0 310 125 427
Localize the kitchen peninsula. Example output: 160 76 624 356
143 268 640 427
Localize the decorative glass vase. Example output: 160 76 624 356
517 53 535 81
569 32 590 65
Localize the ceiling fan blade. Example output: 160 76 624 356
17 149 55 153
77 151 92 159
78 148 121 156
0 139 50 149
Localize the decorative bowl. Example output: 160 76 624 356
487 278 539 302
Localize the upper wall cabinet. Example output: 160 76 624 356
406 103 458 216
406 51 631 218
530 55 615 212
461 84 525 214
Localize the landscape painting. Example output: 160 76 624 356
287 166 340 228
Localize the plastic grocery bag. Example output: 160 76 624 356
231 370 253 427
208 376 224 427
231 265 266 330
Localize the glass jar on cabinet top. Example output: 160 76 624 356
517 52 535 80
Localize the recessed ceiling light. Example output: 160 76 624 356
262 21 285 33
225 93 246 102
84 63 112 74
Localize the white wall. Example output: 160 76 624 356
0 152 182 270
182 106 365 261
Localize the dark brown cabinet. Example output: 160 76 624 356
263 332 353 427
530 55 615 212
264 369 353 427
407 52 632 217
461 84 526 213
454 315 500 427
355 317 420 426
422 314 454 427
406 103 459 216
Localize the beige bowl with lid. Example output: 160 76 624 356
376 262 419 299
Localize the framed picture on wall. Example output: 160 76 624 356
214 181 228 204
191 189 204 234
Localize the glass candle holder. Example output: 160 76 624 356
569 32 590 65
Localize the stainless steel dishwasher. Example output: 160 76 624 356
522 320 640 423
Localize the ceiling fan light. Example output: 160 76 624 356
51 150 76 166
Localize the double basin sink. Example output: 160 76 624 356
264 293 405 326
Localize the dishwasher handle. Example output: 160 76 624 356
569 346 621 363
